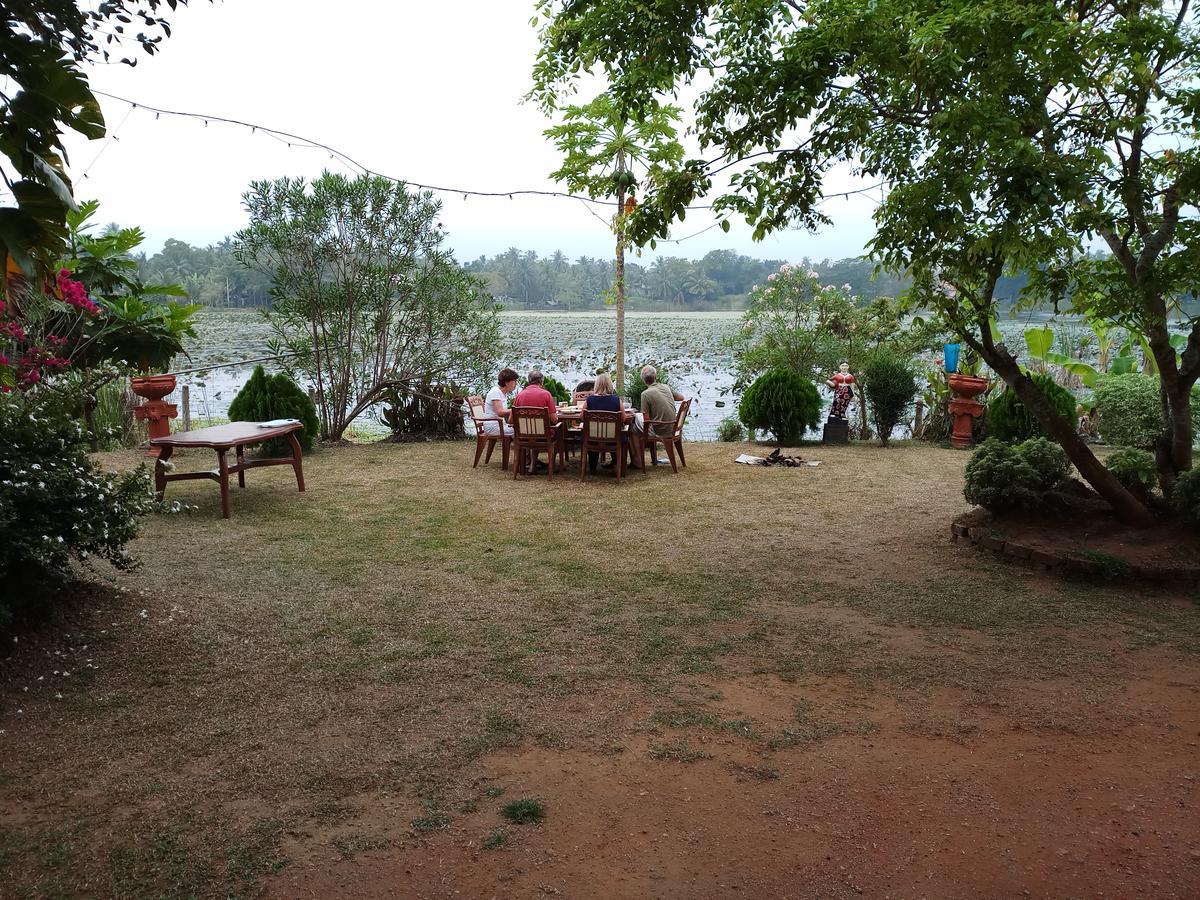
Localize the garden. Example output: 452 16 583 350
2 1 1200 898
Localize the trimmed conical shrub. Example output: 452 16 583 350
227 365 319 454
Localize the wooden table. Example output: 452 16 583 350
151 421 306 519
555 406 645 471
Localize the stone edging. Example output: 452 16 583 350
950 518 1200 587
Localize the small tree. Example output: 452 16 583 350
738 368 821 446
234 173 503 441
227 365 319 453
863 351 917 447
544 94 684 390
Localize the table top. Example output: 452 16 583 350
150 421 303 449
557 405 637 421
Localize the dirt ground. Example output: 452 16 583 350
1 440 1198 899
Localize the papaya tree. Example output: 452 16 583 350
532 0 1200 525
544 94 683 389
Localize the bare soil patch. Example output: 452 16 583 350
1 441 1198 898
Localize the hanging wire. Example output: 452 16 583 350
79 104 136 179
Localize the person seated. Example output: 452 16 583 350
513 370 561 472
584 372 625 471
481 367 519 436
574 378 596 393
638 365 685 438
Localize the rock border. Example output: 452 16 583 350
950 516 1200 587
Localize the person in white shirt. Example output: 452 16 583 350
481 367 519 436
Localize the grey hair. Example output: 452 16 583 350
527 370 545 385
641 365 657 385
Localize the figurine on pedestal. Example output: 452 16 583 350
822 362 854 445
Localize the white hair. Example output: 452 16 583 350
641 365 657 384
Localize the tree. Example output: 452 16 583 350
544 94 684 389
531 0 1200 525
0 2 194 282
234 172 503 441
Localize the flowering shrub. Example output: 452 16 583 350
0 270 98 390
0 389 153 626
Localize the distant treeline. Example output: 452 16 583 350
137 238 1198 315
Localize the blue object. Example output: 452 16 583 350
943 343 961 373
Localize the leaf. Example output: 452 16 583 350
1023 325 1054 361
1110 356 1137 375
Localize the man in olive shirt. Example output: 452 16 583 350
638 365 685 440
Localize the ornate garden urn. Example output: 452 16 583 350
131 373 178 457
947 373 988 449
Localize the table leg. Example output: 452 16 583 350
236 444 246 488
217 449 231 519
288 432 306 492
154 444 174 500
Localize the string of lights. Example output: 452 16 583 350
88 90 889 231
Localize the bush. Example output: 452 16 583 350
962 438 1041 512
227 365 319 453
985 372 1078 442
624 368 668 407
0 390 153 628
1105 447 1156 492
381 383 465 439
738 368 821 446
1016 437 1071 492
864 351 918 446
1170 468 1200 525
521 375 570 404
716 416 746 442
1094 375 1200 449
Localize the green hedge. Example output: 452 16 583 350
738 368 821 445
228 365 320 453
986 372 1078 443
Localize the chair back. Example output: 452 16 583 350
572 390 595 406
512 405 551 438
582 409 622 445
673 399 692 438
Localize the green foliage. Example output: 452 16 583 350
543 376 570 405
1105 448 1156 492
0 3 186 279
227 365 319 453
381 383 466 440
1094 375 1200 450
1170 468 1200 526
1077 549 1133 581
623 367 668 407
863 351 918 446
1015 438 1071 492
501 798 545 825
96 294 201 373
716 416 746 442
482 828 509 850
0 389 152 627
235 172 502 441
962 439 1040 513
986 373 1077 443
738 368 821 446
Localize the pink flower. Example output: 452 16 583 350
806 270 819 279
767 273 778 282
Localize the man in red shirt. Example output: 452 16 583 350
513 371 561 473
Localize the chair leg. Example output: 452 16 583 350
663 439 678 473
483 439 495 464
501 437 510 471
676 439 686 467
513 443 522 479
580 438 588 480
475 436 486 467
546 442 554 481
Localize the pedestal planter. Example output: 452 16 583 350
131 373 178 457
947 373 988 449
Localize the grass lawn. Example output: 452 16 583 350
1 440 1198 898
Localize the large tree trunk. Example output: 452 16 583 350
970 336 1155 527
1149 324 1197 491
615 181 626 392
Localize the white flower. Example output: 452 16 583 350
806 270 819 279
842 283 852 291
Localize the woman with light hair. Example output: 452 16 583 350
584 372 624 471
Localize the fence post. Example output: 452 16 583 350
181 384 191 432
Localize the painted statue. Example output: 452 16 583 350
825 363 855 420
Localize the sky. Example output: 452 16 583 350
62 1 881 264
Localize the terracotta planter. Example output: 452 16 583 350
947 374 989 449
131 373 179 457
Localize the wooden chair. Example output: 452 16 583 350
511 405 566 480
579 409 627 482
642 398 691 473
571 390 595 406
467 395 510 470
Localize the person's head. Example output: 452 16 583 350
593 372 615 395
641 365 657 385
498 368 519 392
527 370 545 386
838 362 850 373
574 378 596 393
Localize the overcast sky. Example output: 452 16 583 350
62 1 880 264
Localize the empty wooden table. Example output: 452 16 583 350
151 421 306 519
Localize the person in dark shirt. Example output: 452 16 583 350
584 372 625 472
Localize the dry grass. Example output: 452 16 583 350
0 439 1197 897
